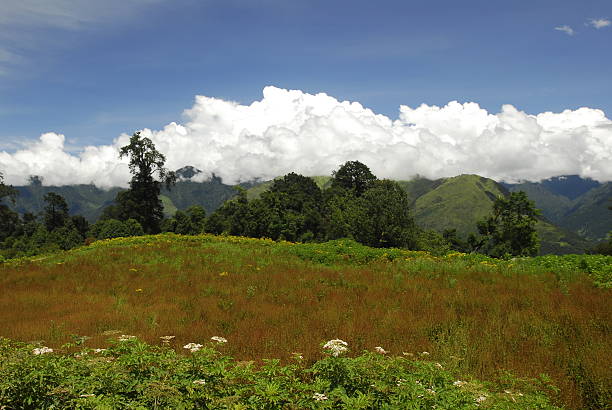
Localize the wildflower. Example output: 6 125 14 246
118 335 136 341
32 346 53 355
323 339 349 357
374 346 387 355
312 393 328 401
434 362 443 369
211 336 228 344
129 268 138 272
453 380 465 387
420 351 430 356
184 343 203 352
93 348 107 353
291 352 304 360
135 288 143 292
160 335 175 344
396 378 406 386
426 388 436 395
402 352 414 357
192 379 206 385
219 271 228 276
102 330 121 336
475 395 487 403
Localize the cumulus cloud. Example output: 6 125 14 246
1 86 611 187
555 25 575 35
588 18 611 29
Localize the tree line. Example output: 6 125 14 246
3 132 598 260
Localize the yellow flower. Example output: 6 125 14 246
219 271 229 276
135 288 143 292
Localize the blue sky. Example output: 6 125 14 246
0 0 611 186
1 0 610 149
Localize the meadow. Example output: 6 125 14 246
0 234 610 408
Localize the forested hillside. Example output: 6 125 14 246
7 170 606 255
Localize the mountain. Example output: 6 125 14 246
505 176 611 242
11 175 245 222
403 174 590 254
7 170 603 254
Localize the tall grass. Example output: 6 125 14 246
0 234 610 408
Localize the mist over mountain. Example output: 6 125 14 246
1 87 611 188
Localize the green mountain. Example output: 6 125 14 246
506 177 611 242
11 176 242 222
405 174 590 254
8 170 602 254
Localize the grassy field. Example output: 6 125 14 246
0 234 610 408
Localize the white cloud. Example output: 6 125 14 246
588 18 611 29
1 86 611 187
555 25 575 36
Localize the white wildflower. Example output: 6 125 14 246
210 336 227 344
183 343 203 352
192 379 206 385
93 348 107 353
374 346 387 355
312 393 328 401
475 395 487 403
426 388 436 395
453 380 465 387
434 362 443 369
32 346 53 355
420 351 430 356
118 335 136 341
396 378 406 386
160 335 175 344
323 339 349 357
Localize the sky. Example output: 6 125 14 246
0 0 611 186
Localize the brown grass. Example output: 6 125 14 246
0 238 610 408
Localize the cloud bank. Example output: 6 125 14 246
1 86 611 187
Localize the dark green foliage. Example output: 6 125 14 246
162 205 207 235
330 160 377 196
112 132 176 234
205 166 418 249
89 218 144 240
43 192 70 231
0 172 19 242
476 191 540 258
353 179 417 248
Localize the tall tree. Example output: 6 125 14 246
43 192 69 231
477 191 540 257
0 172 19 242
330 161 377 197
115 132 176 234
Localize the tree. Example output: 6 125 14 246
353 179 417 248
114 132 176 234
0 172 19 242
162 205 207 235
330 161 377 197
476 191 540 258
43 192 70 231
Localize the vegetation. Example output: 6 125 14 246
0 234 610 408
475 192 540 257
102 132 177 234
